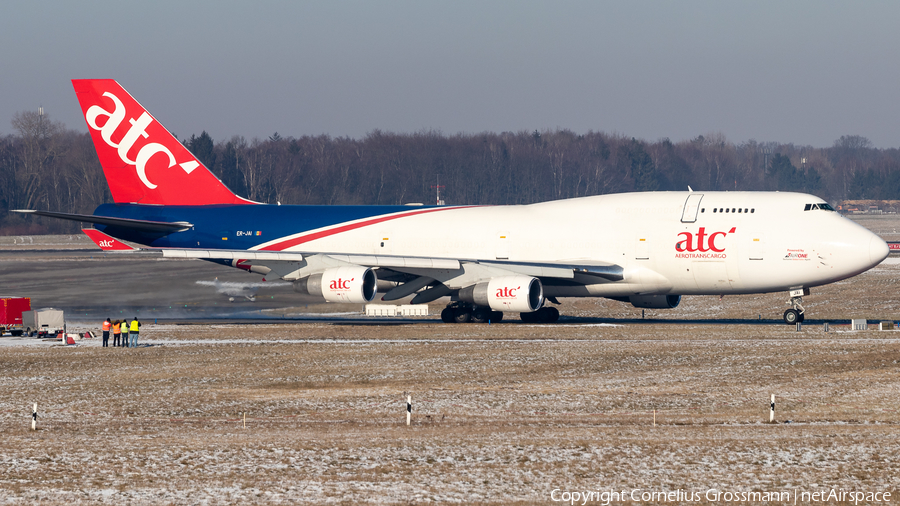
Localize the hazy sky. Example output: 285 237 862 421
3 1 899 148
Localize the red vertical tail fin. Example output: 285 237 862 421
72 79 254 206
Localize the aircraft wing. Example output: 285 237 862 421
82 239 624 305
152 248 622 280
77 239 621 284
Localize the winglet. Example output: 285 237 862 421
83 229 137 251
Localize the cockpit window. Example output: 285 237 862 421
804 203 835 211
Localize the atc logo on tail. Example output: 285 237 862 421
84 90 200 189
71 79 254 206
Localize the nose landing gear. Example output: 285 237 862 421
783 290 807 324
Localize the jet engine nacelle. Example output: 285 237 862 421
458 275 544 312
293 266 377 303
628 295 681 309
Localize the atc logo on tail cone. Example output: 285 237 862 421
83 229 136 251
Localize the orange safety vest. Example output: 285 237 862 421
102 321 111 332
113 323 120 334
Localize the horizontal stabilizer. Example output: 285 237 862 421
11 210 192 232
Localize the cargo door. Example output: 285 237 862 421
375 233 392 254
692 261 731 290
496 232 509 259
635 235 650 260
748 235 763 260
681 194 704 223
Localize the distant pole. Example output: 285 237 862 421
431 176 445 206
406 395 412 426
762 147 772 174
32 403 37 431
769 394 775 423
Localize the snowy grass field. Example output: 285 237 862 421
1 320 899 504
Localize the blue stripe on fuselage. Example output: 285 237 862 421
93 203 436 250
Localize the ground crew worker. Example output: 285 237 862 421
102 318 111 347
129 317 140 347
112 320 121 347
122 319 130 348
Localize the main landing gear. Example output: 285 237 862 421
440 303 560 324
440 302 503 324
782 293 806 325
520 306 560 323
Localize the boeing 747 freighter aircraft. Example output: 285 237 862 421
14 80 890 324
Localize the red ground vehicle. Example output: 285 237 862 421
1 297 32 336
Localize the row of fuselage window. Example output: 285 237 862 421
700 207 754 214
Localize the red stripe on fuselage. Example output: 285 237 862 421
259 206 480 251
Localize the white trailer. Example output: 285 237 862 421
22 308 65 338
365 304 429 317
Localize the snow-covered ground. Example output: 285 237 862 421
1 321 898 504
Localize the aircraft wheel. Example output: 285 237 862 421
541 306 560 323
440 307 455 323
520 311 538 323
798 312 805 323
783 309 800 325
471 306 491 323
490 311 503 323
453 308 472 323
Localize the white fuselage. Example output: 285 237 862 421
262 192 888 298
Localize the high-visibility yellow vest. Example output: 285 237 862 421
130 320 140 332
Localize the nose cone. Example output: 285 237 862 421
822 219 890 284
869 234 890 266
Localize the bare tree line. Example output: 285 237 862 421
1 109 898 234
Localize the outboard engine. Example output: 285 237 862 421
294 266 377 303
